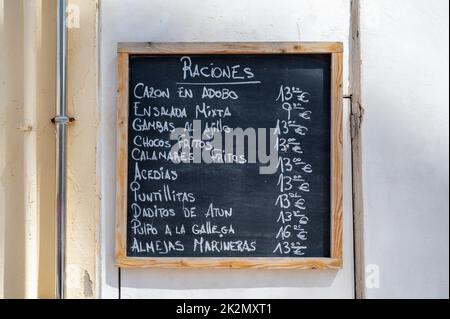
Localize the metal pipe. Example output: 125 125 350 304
55 0 68 299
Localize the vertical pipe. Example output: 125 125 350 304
56 0 67 299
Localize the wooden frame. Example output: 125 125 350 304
115 42 343 269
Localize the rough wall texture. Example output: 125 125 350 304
65 0 99 299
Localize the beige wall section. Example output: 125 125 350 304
34 0 57 299
0 0 99 299
65 0 99 299
0 0 25 299
0 0 57 298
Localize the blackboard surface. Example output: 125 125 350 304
125 54 331 258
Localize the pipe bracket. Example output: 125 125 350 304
51 116 75 124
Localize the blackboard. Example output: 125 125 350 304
116 43 343 269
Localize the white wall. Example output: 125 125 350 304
99 0 355 298
360 0 449 298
